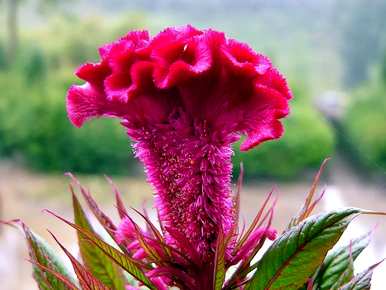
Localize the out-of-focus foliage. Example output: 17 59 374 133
338 0 386 87
0 70 135 175
234 104 335 180
0 15 147 174
233 83 335 180
21 46 47 84
382 53 386 84
0 42 6 70
342 71 386 173
0 11 144 176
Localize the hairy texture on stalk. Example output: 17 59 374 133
126 109 236 260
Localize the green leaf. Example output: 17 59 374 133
339 259 383 290
29 260 79 290
330 259 354 290
50 232 110 290
246 208 361 290
313 232 371 290
72 190 126 290
46 209 157 290
66 174 117 239
213 229 226 290
21 222 78 290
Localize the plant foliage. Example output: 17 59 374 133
3 162 383 290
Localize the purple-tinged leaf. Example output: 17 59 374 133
105 175 129 220
147 266 197 289
213 228 226 290
18 221 78 290
306 278 314 290
287 158 330 229
165 226 202 267
126 215 162 262
72 189 126 290
45 209 157 290
28 259 80 290
234 189 275 254
66 173 117 238
131 207 165 247
130 207 180 262
339 259 384 290
224 208 275 289
50 232 110 290
232 162 243 234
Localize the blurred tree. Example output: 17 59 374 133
23 47 47 84
0 42 6 70
1 0 74 65
382 51 386 84
338 0 386 87
5 0 19 64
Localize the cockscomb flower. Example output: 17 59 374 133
66 25 291 264
7 25 383 290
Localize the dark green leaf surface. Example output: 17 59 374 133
246 208 360 290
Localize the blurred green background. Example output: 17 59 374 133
0 0 385 180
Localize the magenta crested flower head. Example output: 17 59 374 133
67 25 291 263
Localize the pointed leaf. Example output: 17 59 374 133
246 208 361 290
224 209 275 290
66 173 117 238
105 175 129 220
46 210 157 290
21 222 78 290
235 189 275 253
50 232 110 290
287 158 330 229
339 259 383 290
232 162 243 231
213 228 226 290
313 232 371 290
28 259 80 290
331 262 354 290
72 190 126 290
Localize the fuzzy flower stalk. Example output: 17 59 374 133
67 24 290 259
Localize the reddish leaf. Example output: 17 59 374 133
50 232 110 290
28 259 80 290
45 209 157 290
234 189 275 253
213 228 226 290
66 173 117 237
105 175 129 220
287 158 330 229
